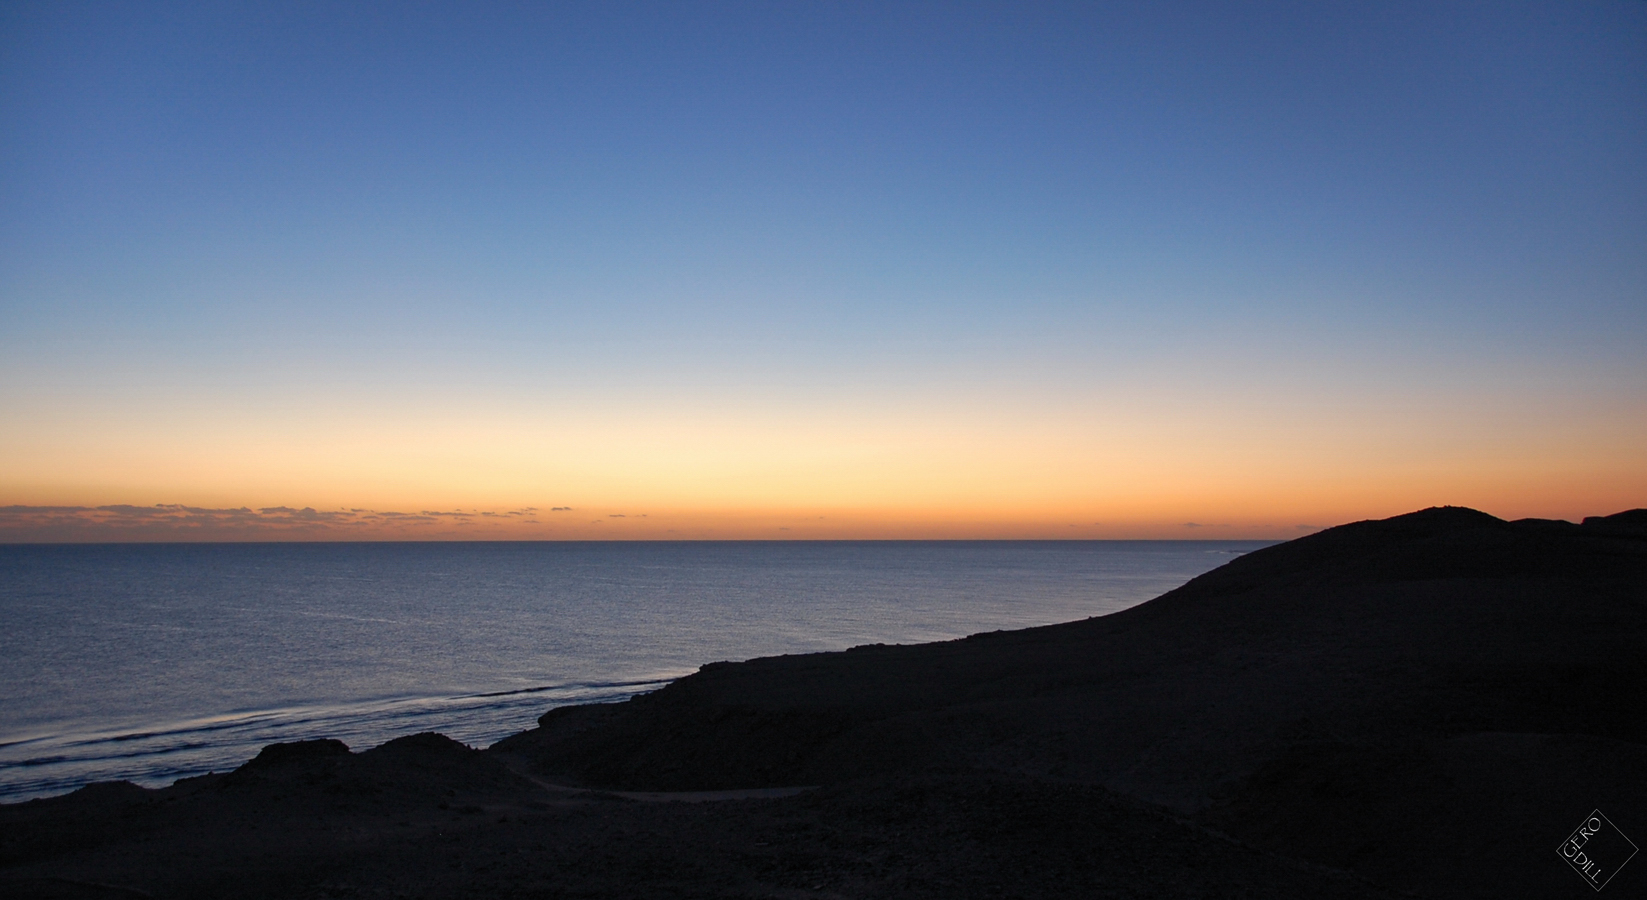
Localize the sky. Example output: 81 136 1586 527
1 1 1644 540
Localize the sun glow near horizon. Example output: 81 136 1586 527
4 319 1642 540
3 376 1640 540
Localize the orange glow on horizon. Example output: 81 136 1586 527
2 484 1642 542
3 362 1643 541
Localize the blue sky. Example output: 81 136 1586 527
2 2 1644 538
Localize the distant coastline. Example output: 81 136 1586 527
0 502 1327 542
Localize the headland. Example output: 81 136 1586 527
3 507 1643 898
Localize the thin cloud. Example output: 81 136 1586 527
0 503 541 541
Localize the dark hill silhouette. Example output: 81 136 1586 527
3 507 1642 898
501 506 1643 783
496 506 1647 896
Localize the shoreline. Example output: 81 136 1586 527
0 679 683 806
3 541 1256 804
3 507 1643 898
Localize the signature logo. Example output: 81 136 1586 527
1559 809 1638 891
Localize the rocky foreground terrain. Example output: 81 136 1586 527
3 507 1643 898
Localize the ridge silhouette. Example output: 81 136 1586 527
5 506 1642 898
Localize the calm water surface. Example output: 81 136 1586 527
0 541 1269 801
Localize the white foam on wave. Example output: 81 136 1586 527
0 675 680 803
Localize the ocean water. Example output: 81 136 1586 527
0 540 1270 802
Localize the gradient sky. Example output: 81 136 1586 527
2 1 1644 540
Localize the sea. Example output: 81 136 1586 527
0 540 1271 803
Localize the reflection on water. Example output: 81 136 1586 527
0 540 1269 801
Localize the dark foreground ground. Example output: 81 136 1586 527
3 507 1643 899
